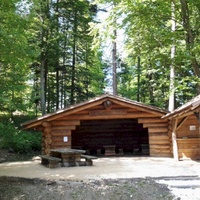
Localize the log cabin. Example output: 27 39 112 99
22 93 172 157
163 95 200 160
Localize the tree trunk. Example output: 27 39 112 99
168 2 176 112
70 11 77 104
40 58 46 115
112 29 117 95
137 56 141 102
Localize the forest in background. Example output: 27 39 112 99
0 0 200 153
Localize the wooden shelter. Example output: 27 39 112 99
163 95 200 160
22 94 172 157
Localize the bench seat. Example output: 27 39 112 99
81 155 98 166
39 155 61 168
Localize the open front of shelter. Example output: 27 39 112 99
71 119 149 156
22 94 172 159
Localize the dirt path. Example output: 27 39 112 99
0 156 200 199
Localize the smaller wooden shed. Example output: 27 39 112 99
22 94 171 157
163 95 200 160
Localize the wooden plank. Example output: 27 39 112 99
51 136 72 143
62 112 155 120
138 118 168 124
150 148 171 154
178 152 200 158
148 127 168 133
149 135 169 140
51 130 71 136
149 140 170 145
178 148 200 153
150 144 171 149
177 138 200 143
51 120 80 126
52 126 76 130
143 123 168 128
177 143 200 149
89 109 127 116
150 153 172 157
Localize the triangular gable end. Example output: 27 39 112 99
22 94 168 130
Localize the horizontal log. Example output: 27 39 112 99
178 152 200 159
51 142 71 146
51 136 71 143
138 118 168 124
148 127 168 133
51 120 80 126
177 138 200 143
89 109 127 116
150 148 171 154
149 140 170 145
143 123 168 128
62 112 155 120
150 144 171 149
51 130 71 136
150 153 172 157
52 126 76 130
178 148 200 153
149 135 169 140
177 143 200 149
149 132 169 136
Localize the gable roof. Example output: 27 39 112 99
163 94 200 119
22 93 168 129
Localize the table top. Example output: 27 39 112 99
50 148 86 154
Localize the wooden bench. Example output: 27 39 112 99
81 155 98 166
39 155 61 168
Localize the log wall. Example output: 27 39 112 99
41 120 80 154
176 115 200 160
40 101 172 157
138 118 172 157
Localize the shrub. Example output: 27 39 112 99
0 122 41 154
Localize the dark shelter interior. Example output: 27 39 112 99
72 119 149 156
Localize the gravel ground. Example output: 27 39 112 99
1 149 200 199
0 176 175 200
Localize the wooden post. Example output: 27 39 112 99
172 118 179 160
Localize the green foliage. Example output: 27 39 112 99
0 0 39 115
29 0 106 113
0 122 41 154
95 0 200 108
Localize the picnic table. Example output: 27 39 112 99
50 148 86 167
